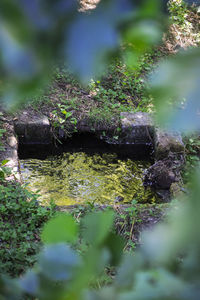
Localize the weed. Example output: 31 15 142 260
0 160 12 180
182 135 200 186
51 102 78 136
0 129 5 151
0 113 6 151
166 0 200 50
168 0 189 27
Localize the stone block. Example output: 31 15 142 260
14 114 52 144
120 112 154 144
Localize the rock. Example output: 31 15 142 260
115 196 124 203
145 128 185 200
7 136 17 148
0 133 18 173
155 129 185 160
144 153 184 190
170 182 184 198
1 148 18 168
14 113 52 144
144 160 176 189
155 189 171 202
120 112 154 144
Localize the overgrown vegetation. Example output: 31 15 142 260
30 49 162 136
66 200 167 252
182 134 200 185
0 182 55 277
167 0 200 49
0 113 5 151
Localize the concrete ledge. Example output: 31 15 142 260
14 112 52 145
120 112 154 144
14 111 156 147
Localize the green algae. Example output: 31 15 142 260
20 152 157 205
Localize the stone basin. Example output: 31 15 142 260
10 111 185 201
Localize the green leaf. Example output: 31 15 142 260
1 159 9 166
20 271 39 295
65 111 72 119
61 109 67 115
41 213 78 244
151 48 200 132
115 253 142 289
0 168 5 179
39 243 80 281
81 210 114 246
104 232 125 266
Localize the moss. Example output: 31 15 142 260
20 152 158 205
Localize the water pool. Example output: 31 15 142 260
20 152 157 205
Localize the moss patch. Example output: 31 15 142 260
20 152 158 206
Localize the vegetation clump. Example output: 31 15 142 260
0 182 55 277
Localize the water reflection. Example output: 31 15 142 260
20 152 156 205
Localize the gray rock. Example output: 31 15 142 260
120 112 154 144
144 153 184 190
0 132 19 178
114 196 124 203
155 129 185 160
14 113 52 144
155 189 171 202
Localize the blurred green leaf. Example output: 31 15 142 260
66 14 118 83
124 21 162 52
1 160 9 166
0 168 6 180
41 213 78 244
115 253 141 289
38 243 80 281
104 232 125 266
151 48 200 132
86 286 117 300
66 0 134 83
81 210 114 246
19 271 39 295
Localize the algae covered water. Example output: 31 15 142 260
20 152 156 205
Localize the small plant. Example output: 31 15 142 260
0 160 11 180
168 0 189 27
0 116 6 151
167 0 200 49
182 135 200 185
51 102 78 137
115 200 138 251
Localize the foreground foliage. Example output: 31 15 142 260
0 0 200 299
0 171 200 299
0 182 54 277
